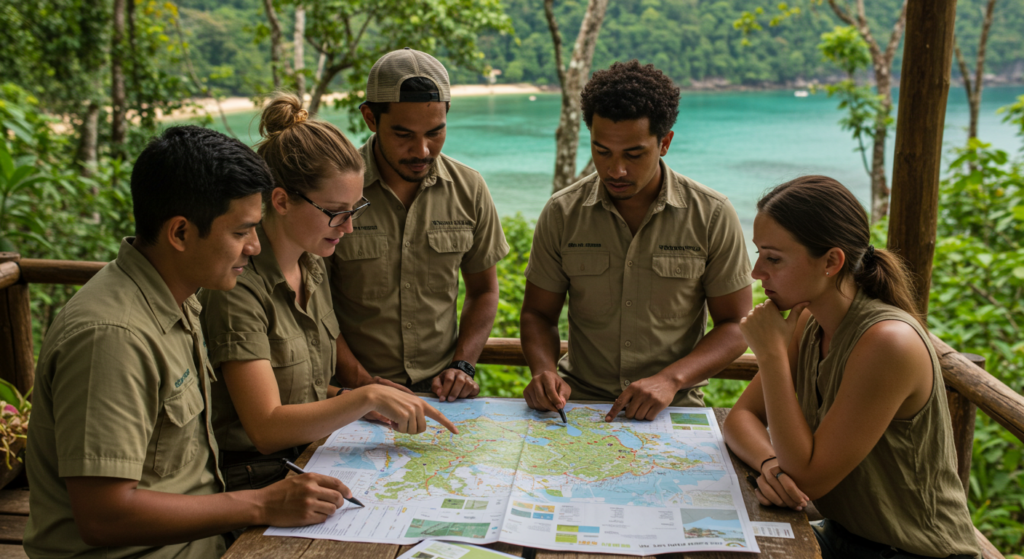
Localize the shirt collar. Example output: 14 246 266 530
582 159 686 213
361 134 452 192
249 223 323 291
115 238 191 334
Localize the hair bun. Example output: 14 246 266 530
258 93 307 138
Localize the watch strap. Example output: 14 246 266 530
448 360 476 379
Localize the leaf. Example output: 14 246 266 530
0 141 13 179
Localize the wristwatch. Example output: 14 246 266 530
447 360 476 379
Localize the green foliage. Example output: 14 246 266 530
998 95 1024 146
926 137 1024 551
0 85 134 348
810 25 891 180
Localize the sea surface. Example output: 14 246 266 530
196 85 1024 241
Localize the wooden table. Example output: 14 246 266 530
223 408 821 559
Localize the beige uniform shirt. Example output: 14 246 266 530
200 224 338 452
25 239 224 559
525 162 752 406
328 136 509 384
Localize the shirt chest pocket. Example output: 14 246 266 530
650 255 705 321
563 251 611 321
427 229 473 293
334 234 389 300
153 379 205 478
269 335 311 405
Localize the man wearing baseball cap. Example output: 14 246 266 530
329 48 508 401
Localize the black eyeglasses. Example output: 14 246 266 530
289 190 371 227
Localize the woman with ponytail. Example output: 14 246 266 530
722 176 979 558
200 93 456 492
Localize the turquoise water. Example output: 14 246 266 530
199 86 1024 237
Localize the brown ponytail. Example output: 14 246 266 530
757 175 924 327
255 92 363 202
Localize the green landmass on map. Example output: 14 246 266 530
376 416 529 499
516 407 702 481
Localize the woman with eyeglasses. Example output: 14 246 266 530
200 93 456 493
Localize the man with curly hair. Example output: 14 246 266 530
520 60 753 421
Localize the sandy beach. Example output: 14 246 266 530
160 83 552 122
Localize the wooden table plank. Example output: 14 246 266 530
0 491 29 516
224 527 312 558
0 516 27 545
225 407 821 559
0 544 27 559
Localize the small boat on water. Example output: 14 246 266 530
794 90 809 98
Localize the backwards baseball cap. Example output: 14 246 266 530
365 48 451 103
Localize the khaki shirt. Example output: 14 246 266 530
525 161 752 405
200 224 339 452
25 239 224 559
328 136 509 384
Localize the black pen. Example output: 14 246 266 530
281 459 365 508
557 407 568 424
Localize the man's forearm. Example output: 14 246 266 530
660 321 748 388
520 310 562 377
453 290 498 364
75 486 260 547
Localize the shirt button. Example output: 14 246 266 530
310 337 319 346
406 361 413 368
405 282 411 289
315 378 323 386
404 241 411 247
675 267 682 274
623 379 631 386
627 260 633 267
624 341 631 348
625 300 632 307
358 250 364 257
406 322 413 329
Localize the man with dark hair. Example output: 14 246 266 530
25 126 353 558
521 61 753 421
329 48 508 401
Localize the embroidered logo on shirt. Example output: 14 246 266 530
567 243 602 248
175 368 191 389
353 225 379 231
659 245 702 252
431 220 473 227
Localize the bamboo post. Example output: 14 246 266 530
0 253 35 397
947 353 982 498
887 0 958 316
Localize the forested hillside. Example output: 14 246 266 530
173 0 1024 96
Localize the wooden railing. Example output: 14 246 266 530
5 254 1024 498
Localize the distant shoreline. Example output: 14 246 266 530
160 83 557 122
161 79 1023 122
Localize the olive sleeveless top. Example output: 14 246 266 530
796 289 979 557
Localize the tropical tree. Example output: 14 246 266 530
270 0 514 116
544 0 607 193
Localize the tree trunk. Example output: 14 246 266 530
75 102 100 178
870 71 893 221
828 0 907 223
888 0 958 317
308 55 335 116
294 4 306 103
262 0 284 90
110 0 126 155
954 0 997 142
547 0 609 193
